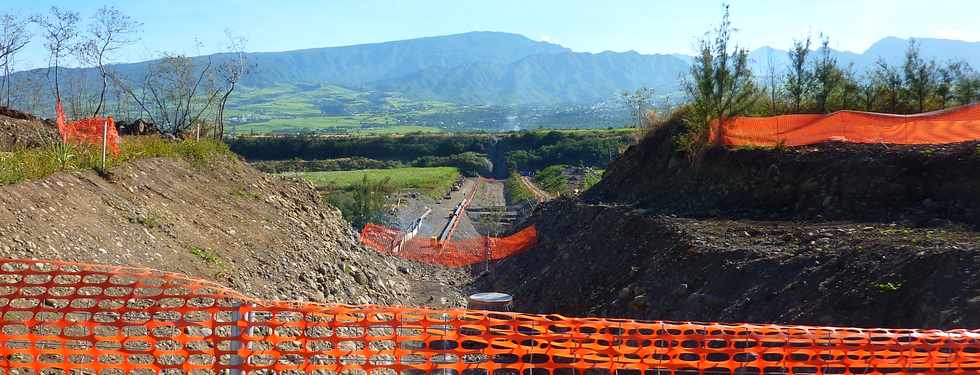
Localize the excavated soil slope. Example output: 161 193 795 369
481 199 980 329
0 155 467 307
587 121 980 227
479 121 980 329
0 106 59 151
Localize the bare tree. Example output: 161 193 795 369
0 14 30 107
78 5 140 117
620 87 653 128
214 30 249 139
784 34 812 113
142 53 220 135
765 49 782 114
32 6 80 103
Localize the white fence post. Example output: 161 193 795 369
101 119 108 171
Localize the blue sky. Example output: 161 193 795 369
7 0 978 70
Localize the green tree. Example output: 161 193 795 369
935 62 959 109
950 62 979 105
326 175 392 230
902 39 937 113
858 73 880 111
784 35 812 113
681 3 755 159
874 59 903 113
839 65 860 110
811 35 842 113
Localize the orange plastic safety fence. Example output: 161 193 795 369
0 258 978 375
56 100 121 155
360 225 538 267
712 104 980 147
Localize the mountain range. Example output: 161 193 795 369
11 31 980 107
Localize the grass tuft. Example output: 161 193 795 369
0 136 231 185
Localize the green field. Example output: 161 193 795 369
233 116 442 135
225 83 633 134
285 167 460 197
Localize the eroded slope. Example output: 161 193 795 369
0 155 467 307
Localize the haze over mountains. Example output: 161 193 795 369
14 31 980 106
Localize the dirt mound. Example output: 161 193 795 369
0 106 59 150
480 122 980 328
478 198 980 328
587 120 980 227
0 155 468 307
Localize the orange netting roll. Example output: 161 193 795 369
361 225 538 267
55 99 121 155
712 104 980 146
0 258 977 375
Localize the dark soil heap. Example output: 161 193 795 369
587 121 980 227
478 120 980 329
0 106 59 151
0 155 467 307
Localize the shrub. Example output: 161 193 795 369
503 172 534 205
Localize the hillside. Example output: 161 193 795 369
477 122 980 328
12 33 979 116
0 151 467 307
375 51 689 104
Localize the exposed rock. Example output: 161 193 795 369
0 154 468 307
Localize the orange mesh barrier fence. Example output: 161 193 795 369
360 225 538 267
55 100 121 155
712 104 980 147
0 258 978 375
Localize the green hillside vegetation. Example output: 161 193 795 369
287 167 460 198
504 173 535 205
0 137 230 185
533 165 570 194
224 83 634 134
531 165 604 195
229 130 634 174
251 152 491 177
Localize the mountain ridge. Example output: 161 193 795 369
7 32 980 107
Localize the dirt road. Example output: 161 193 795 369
520 175 554 201
390 178 482 241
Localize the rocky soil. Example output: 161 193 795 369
0 154 469 307
0 106 59 151
587 120 980 227
479 120 980 329
479 199 980 329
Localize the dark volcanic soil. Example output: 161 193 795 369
478 120 980 329
479 199 980 329
587 121 980 227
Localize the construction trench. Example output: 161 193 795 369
2 106 980 374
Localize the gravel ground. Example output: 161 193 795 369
0 154 470 308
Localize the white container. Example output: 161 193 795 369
466 292 513 311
